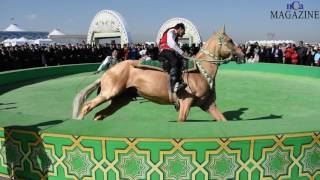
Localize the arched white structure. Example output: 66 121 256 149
87 10 131 46
156 18 202 46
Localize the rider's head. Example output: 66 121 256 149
174 23 185 37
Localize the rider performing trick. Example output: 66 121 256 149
158 23 188 94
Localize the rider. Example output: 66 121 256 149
158 23 188 93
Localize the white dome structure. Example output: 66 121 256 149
4 24 25 32
156 18 202 46
87 10 131 46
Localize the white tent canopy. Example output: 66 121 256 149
15 37 31 45
2 37 30 46
48 29 65 36
1 37 53 46
33 38 53 45
16 37 28 42
3 24 25 32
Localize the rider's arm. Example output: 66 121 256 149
167 29 184 55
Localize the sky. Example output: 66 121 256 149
0 0 319 43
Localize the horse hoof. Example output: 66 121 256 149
77 113 84 120
174 103 180 111
94 115 104 121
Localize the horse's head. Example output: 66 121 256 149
201 26 245 64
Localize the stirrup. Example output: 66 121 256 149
174 101 180 111
174 82 187 93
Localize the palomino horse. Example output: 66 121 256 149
75 26 245 122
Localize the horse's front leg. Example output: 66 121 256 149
206 103 226 121
177 98 193 122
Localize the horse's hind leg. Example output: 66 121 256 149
94 96 131 121
78 95 107 119
78 76 128 119
204 103 227 121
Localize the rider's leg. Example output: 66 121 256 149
169 68 179 93
168 52 187 93
159 50 186 93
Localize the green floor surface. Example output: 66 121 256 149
0 63 319 138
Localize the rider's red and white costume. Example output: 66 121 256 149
159 28 184 55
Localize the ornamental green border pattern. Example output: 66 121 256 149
1 63 320 179
0 129 318 180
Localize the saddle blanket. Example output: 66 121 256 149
135 59 198 72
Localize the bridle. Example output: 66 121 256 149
187 32 236 65
185 33 237 90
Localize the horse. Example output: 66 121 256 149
74 26 245 122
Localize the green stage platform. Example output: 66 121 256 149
0 63 319 179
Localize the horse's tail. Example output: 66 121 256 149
72 78 101 119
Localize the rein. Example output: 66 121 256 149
185 50 231 64
185 33 234 65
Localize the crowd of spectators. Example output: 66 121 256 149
1 40 319 72
239 41 320 66
0 42 162 71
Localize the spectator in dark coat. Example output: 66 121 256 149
146 44 159 60
296 41 308 65
129 44 139 60
190 43 200 56
306 46 314 66
274 45 283 63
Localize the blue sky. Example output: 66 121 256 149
1 0 319 43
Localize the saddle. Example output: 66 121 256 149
135 59 198 73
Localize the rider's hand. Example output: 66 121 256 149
182 52 190 58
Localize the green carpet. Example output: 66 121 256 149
0 63 319 138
